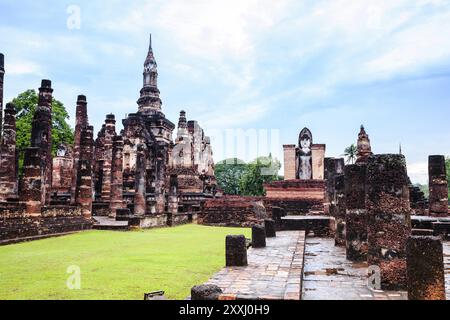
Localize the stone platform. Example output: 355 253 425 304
281 216 333 236
205 231 306 300
92 216 129 231
445 242 450 300
303 237 450 300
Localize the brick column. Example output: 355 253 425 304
283 145 297 180
428 155 448 217
407 236 445 300
226 235 248 266
334 174 346 246
30 79 53 205
76 126 94 218
20 147 42 216
252 225 266 248
0 53 5 140
154 153 166 215
264 219 276 238
101 114 116 202
311 144 326 180
345 163 368 261
168 174 179 215
134 144 147 216
0 103 17 200
71 95 88 204
367 154 411 290
110 136 124 218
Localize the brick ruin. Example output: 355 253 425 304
0 74 93 243
0 36 219 242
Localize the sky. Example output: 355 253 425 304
1 0 450 184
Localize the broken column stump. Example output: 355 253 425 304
345 163 368 261
428 155 448 217
226 235 248 267
264 219 276 238
366 154 411 290
0 103 17 201
252 225 266 248
20 147 42 216
191 284 223 300
407 236 445 300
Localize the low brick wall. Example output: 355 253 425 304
0 204 93 243
264 180 326 215
198 196 268 227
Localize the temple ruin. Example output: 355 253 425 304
0 36 218 243
0 35 449 301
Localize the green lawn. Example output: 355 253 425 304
0 224 250 300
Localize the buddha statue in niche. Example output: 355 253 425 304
297 128 313 180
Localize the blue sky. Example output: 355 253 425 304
1 0 450 183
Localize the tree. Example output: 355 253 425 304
240 155 282 197
215 158 247 195
10 89 74 172
343 144 358 164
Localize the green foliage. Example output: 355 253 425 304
215 155 281 196
240 155 282 197
10 90 74 172
0 225 251 300
215 158 247 195
343 144 358 164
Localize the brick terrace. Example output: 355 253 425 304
205 231 306 300
302 238 408 300
204 233 450 300
303 238 450 300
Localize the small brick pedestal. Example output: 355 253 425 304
407 236 446 300
226 235 248 267
265 219 276 238
191 284 223 300
252 225 266 248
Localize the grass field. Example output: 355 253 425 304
0 224 250 300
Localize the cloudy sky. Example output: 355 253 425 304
1 0 450 183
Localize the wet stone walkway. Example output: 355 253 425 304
302 238 408 300
444 242 450 300
205 231 305 300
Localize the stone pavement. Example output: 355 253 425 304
445 242 450 300
302 237 408 300
205 231 305 300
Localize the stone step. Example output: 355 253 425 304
92 216 130 231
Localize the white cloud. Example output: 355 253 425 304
7 59 43 76
408 161 429 184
